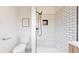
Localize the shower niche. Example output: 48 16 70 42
42 20 48 25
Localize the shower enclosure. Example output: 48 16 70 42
31 6 78 53
36 7 56 53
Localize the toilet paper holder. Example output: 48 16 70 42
2 37 12 40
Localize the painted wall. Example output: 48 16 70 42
0 7 19 52
17 7 31 43
0 6 31 53
36 7 56 48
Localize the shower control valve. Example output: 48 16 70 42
36 28 39 30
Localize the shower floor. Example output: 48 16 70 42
37 47 63 53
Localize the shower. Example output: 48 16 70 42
31 6 78 53
36 11 42 36
36 11 42 15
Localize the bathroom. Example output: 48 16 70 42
0 7 31 53
0 6 78 53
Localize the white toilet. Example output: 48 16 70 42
13 43 26 53
12 35 31 53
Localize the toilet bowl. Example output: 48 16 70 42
13 43 26 53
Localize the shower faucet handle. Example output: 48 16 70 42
36 28 39 30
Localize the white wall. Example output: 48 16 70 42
0 7 19 53
55 6 77 52
55 7 64 52
0 6 31 53
17 7 31 43
36 6 55 14
36 7 56 48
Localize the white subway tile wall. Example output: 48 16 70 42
63 7 77 42
55 6 77 52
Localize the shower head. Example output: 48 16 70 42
36 11 42 15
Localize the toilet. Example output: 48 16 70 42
13 43 26 53
13 35 31 53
